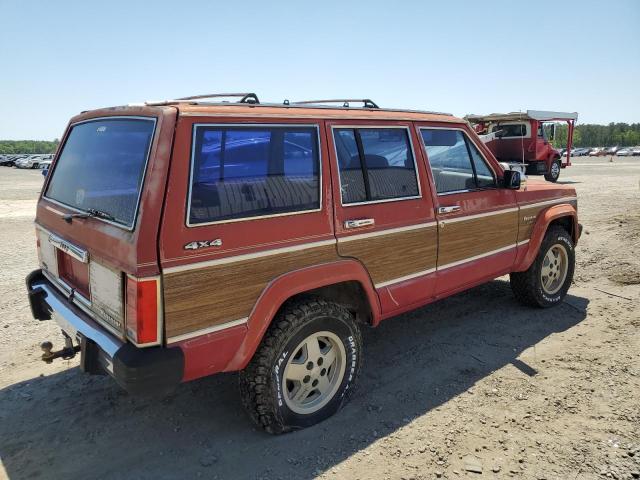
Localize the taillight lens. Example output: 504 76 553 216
126 276 161 345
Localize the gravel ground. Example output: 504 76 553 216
0 157 638 480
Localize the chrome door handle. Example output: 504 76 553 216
438 206 461 214
344 218 375 229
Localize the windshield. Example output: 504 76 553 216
45 117 156 228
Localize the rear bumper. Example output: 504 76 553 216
26 269 183 396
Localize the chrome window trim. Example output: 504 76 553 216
42 116 158 232
185 123 323 228
330 125 423 207
418 126 498 196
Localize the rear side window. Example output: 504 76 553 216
189 125 320 225
421 129 496 194
333 128 419 204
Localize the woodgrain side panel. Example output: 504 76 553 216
517 199 578 242
438 210 518 266
163 244 339 338
337 226 437 285
518 204 546 242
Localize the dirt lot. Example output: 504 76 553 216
0 158 638 480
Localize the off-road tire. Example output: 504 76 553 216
544 160 561 182
239 298 362 434
510 226 575 308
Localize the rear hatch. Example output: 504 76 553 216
35 106 177 346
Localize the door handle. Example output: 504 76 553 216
438 206 461 214
344 218 375 229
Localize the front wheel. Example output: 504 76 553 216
510 226 575 308
239 298 362 434
544 160 561 182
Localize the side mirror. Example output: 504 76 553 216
41 168 48 177
503 169 521 189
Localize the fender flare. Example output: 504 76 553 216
515 204 578 272
225 259 381 371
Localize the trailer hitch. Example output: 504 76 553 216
40 337 80 363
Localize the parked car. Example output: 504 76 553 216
0 155 15 166
26 93 581 433
606 146 619 155
617 148 634 156
575 148 591 156
15 155 41 169
589 147 603 156
632 147 640 156
38 158 53 169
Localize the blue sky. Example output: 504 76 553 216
1 0 639 140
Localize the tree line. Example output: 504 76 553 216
551 123 640 148
2 122 639 153
0 140 60 154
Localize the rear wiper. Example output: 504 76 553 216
62 208 116 224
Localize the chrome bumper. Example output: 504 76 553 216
26 269 184 395
27 270 122 374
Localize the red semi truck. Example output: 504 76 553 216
466 110 578 182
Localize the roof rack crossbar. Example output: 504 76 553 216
291 98 379 109
175 93 260 104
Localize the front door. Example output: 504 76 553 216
418 126 519 296
326 121 438 316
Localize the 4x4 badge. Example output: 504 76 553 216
184 239 222 250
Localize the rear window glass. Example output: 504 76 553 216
491 124 527 137
334 128 419 204
45 118 155 228
189 125 320 224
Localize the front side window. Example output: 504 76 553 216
421 129 496 194
334 128 419 204
189 125 319 224
45 117 156 228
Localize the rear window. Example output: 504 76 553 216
45 117 156 228
188 125 320 225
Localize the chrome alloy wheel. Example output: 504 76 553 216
551 161 560 178
541 243 568 295
282 331 346 415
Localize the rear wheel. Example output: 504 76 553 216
510 226 575 308
544 160 561 182
239 298 362 434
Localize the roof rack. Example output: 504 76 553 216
290 98 379 109
175 92 260 104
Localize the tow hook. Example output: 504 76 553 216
40 339 80 363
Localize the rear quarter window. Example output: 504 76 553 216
188 125 320 225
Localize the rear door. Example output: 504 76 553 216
159 117 337 343
418 125 518 296
326 121 437 316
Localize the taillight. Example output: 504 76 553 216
125 276 162 346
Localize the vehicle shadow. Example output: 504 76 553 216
0 279 589 480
